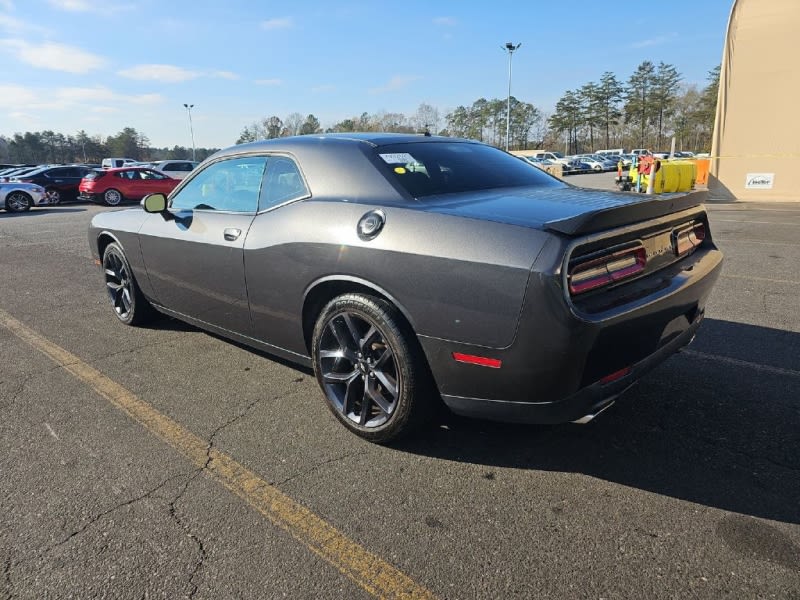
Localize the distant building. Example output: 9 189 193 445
710 0 800 201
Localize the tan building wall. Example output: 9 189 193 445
709 0 800 201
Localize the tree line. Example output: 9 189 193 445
549 62 719 155
1 59 720 163
0 127 219 165
237 61 718 154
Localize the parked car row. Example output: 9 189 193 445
0 159 198 212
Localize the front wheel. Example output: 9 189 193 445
45 188 61 205
102 242 155 325
103 188 123 206
311 294 434 443
5 192 32 212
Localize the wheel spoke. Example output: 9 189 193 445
359 388 371 425
322 369 359 384
365 378 393 416
318 348 345 360
373 346 393 370
341 314 361 350
373 369 398 399
121 288 131 312
106 281 122 291
327 319 357 361
342 376 361 417
359 325 379 353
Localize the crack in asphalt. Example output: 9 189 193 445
272 450 366 488
2 471 191 596
170 393 269 599
0 372 33 413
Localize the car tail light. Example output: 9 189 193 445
568 245 647 295
672 222 706 256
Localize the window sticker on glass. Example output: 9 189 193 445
379 152 416 164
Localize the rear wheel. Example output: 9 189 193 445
103 188 123 206
5 192 32 212
102 242 155 325
311 294 434 443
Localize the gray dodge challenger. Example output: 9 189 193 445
88 134 723 442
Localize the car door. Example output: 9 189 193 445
137 169 173 198
138 156 266 335
46 167 83 200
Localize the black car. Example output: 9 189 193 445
88 134 722 442
15 165 93 204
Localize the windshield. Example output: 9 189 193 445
377 142 564 199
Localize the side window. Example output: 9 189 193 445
170 156 267 213
259 156 308 211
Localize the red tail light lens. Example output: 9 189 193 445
673 222 706 256
568 245 647 295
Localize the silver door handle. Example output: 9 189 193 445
223 228 242 241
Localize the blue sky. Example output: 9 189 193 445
0 0 732 149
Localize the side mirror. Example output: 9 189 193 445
142 193 167 213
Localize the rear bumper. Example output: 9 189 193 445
441 311 702 424
420 239 723 425
79 193 101 203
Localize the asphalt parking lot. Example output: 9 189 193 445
1 190 798 599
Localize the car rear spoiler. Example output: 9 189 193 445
544 190 708 236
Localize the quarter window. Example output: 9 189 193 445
259 157 308 211
170 157 267 213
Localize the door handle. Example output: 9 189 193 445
223 228 242 241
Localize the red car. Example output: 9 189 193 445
79 167 179 206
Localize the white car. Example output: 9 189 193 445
1 181 47 212
149 160 198 180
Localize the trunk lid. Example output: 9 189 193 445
419 186 707 236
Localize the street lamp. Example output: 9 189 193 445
183 103 196 161
502 42 521 151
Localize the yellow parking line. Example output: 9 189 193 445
0 309 437 600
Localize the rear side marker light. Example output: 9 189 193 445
452 353 502 369
673 222 706 256
568 245 647 295
599 367 631 384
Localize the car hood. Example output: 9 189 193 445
418 186 706 235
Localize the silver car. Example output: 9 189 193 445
1 182 47 212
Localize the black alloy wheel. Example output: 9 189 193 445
312 294 433 443
101 242 154 325
5 192 32 212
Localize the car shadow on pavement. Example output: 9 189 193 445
396 318 800 525
0 208 87 217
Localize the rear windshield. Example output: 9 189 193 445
376 142 564 199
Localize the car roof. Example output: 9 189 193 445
105 166 154 172
212 133 477 160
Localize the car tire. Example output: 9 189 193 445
45 188 61 205
5 192 32 212
311 293 434 443
101 242 156 326
103 189 123 206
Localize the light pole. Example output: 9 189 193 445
183 103 196 161
502 42 521 151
